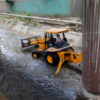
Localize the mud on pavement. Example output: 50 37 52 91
0 28 82 100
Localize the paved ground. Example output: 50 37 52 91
0 92 8 100
0 28 82 100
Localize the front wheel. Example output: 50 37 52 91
32 51 41 58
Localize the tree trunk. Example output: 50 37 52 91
9 3 13 12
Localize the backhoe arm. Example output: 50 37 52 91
70 52 82 63
55 51 82 75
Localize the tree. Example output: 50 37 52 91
5 0 14 11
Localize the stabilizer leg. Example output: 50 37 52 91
55 53 64 75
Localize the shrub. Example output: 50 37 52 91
5 0 14 11
5 0 14 5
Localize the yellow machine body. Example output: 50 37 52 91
46 47 82 75
22 28 82 75
55 50 82 75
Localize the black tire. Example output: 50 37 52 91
34 44 39 48
46 52 59 66
32 51 41 58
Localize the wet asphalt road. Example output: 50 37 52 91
0 28 82 100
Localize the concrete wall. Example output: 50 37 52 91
7 0 82 17
70 0 83 17
11 0 71 16
0 0 8 12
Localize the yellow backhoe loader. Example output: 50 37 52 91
21 28 82 75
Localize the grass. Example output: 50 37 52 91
77 18 82 22
25 12 31 16
0 16 4 19
13 12 68 19
54 13 68 18
0 16 10 21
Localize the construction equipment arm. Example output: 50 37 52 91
55 51 82 75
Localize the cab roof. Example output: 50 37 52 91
45 28 70 34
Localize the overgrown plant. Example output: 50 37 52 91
5 0 14 11
23 13 31 25
54 13 68 18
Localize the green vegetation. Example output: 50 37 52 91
13 12 32 25
0 15 42 28
5 0 14 11
0 16 4 19
5 0 14 4
25 12 31 16
54 13 68 18
23 12 31 25
13 12 31 16
0 16 10 21
77 18 82 22
54 25 59 28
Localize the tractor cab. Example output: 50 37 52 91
44 28 70 49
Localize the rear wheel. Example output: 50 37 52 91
32 51 41 58
46 52 59 66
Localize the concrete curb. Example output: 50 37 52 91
0 13 82 25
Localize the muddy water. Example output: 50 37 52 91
0 28 82 100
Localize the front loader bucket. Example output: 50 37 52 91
21 36 39 48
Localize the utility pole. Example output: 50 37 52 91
82 0 100 98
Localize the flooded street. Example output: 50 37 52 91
0 28 82 100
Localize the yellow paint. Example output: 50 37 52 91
33 54 37 58
45 28 70 34
55 50 82 75
47 55 53 63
